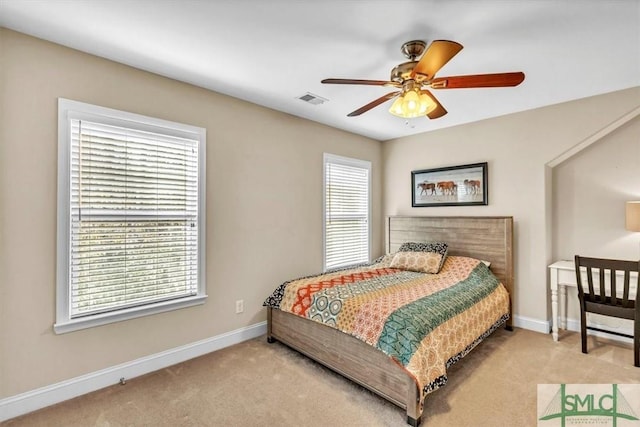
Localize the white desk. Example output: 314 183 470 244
548 260 638 342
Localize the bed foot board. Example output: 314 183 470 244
407 415 421 426
505 325 513 332
267 336 276 343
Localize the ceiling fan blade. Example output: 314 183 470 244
321 78 399 87
411 40 463 80
430 72 525 89
421 90 448 119
347 91 400 117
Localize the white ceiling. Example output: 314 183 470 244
1 0 639 141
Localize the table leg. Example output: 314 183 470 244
559 285 567 330
551 287 558 341
550 270 559 342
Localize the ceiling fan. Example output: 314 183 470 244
321 40 525 120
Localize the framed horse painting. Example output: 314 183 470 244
411 162 488 207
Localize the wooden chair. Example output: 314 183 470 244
574 255 640 367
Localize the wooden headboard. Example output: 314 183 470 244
386 216 514 326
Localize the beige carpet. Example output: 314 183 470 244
3 328 639 427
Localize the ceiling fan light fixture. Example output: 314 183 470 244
402 90 420 114
389 89 436 118
389 97 405 116
418 92 437 115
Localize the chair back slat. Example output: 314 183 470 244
585 266 595 302
599 268 606 303
610 268 617 305
622 270 630 306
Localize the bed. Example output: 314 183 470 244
265 216 514 426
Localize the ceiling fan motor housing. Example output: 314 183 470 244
392 40 429 83
391 61 419 83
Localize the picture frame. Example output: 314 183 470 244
412 162 488 207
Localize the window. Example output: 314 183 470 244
323 153 371 271
56 99 206 333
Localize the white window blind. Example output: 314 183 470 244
56 99 206 333
323 154 371 271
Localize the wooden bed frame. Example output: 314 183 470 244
267 216 514 426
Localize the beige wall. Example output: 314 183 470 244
552 117 640 322
0 29 383 397
382 87 640 327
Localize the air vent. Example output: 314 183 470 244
297 92 328 105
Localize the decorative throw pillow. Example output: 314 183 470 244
389 251 444 274
397 242 448 273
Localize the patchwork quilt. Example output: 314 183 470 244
264 255 510 408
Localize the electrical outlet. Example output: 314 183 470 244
235 299 244 314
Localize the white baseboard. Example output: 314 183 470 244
0 321 267 422
563 317 633 344
511 313 634 344
513 314 551 334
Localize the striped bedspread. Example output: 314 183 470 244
264 255 510 407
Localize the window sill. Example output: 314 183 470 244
53 295 207 334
